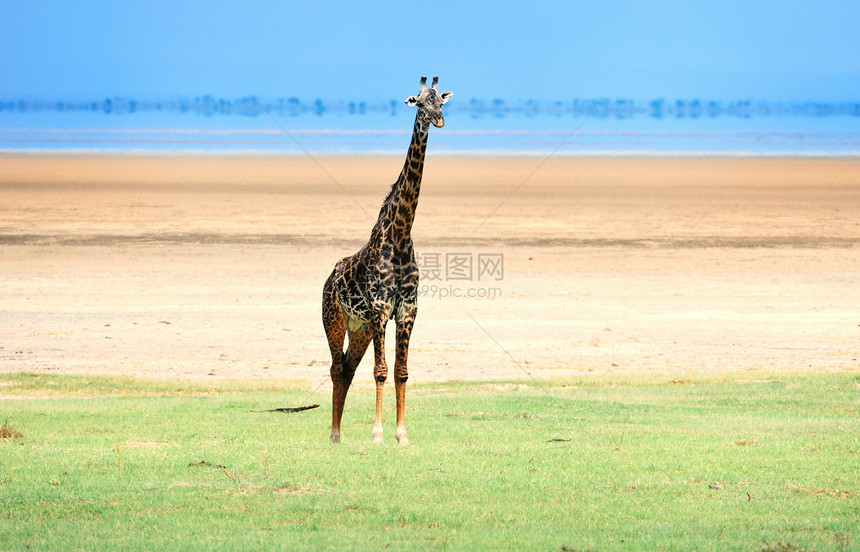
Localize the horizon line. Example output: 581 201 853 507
2 96 858 120
3 148 858 158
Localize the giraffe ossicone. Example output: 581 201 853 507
322 76 452 444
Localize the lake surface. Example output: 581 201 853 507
1 97 857 155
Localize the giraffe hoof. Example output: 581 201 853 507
396 427 409 445
372 432 384 444
330 430 340 444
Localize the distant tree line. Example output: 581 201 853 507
1 96 858 119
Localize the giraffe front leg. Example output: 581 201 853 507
394 307 416 445
394 380 408 445
370 308 389 444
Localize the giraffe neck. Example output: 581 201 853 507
379 113 429 248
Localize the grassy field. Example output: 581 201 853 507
0 372 857 551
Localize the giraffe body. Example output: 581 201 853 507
323 76 452 444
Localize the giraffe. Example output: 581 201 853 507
322 76 452 444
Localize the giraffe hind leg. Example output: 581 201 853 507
323 271 349 443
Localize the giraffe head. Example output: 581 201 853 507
404 76 453 128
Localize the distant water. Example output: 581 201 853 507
1 97 858 156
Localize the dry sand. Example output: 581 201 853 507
1 154 858 387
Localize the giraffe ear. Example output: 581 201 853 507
440 91 453 104
404 95 419 106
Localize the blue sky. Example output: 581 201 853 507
2 0 859 103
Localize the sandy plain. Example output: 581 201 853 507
1 154 858 387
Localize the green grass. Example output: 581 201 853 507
1 372 857 551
